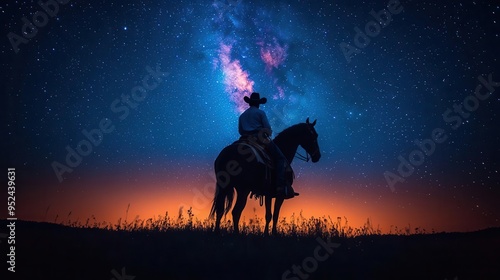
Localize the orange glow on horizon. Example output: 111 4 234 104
13 171 497 234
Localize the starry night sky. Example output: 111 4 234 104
2 0 499 232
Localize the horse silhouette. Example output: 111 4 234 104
210 118 321 235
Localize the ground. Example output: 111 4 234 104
1 220 499 280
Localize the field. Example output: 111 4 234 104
1 213 499 280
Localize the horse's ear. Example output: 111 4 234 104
312 119 317 126
306 117 310 124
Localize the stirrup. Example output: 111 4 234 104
277 186 298 199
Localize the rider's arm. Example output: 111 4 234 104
238 118 244 136
260 111 273 136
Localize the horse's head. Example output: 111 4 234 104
301 118 321 163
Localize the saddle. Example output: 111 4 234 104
233 135 294 200
234 135 274 168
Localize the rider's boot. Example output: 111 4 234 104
276 162 298 199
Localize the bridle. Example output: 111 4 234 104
295 142 320 162
294 149 310 162
294 125 319 162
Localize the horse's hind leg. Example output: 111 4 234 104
215 209 223 234
231 190 249 234
272 197 284 235
264 196 272 236
214 183 225 233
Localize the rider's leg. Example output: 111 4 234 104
268 141 294 198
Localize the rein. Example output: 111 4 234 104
295 145 320 162
294 149 310 162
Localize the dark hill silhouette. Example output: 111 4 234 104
1 219 499 279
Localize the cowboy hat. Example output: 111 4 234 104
243 92 267 105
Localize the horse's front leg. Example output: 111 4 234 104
264 196 272 236
272 197 284 235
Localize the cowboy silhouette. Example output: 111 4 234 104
238 92 298 199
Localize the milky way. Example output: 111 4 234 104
212 1 292 111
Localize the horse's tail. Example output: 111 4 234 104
209 181 234 219
209 146 236 220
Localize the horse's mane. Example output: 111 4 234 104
274 123 306 142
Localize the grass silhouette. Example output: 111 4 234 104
53 204 433 238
